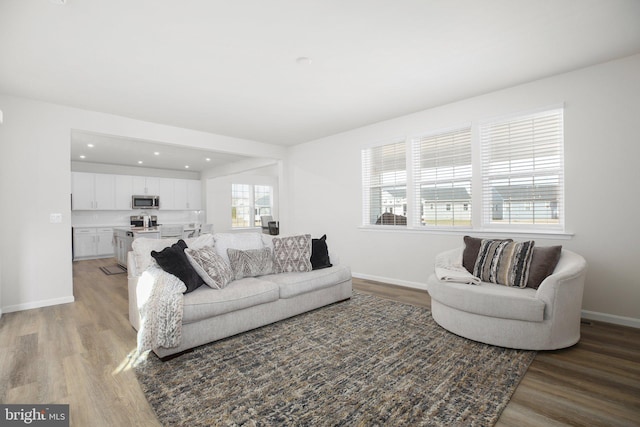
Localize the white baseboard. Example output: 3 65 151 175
352 272 428 290
581 310 640 329
2 296 75 314
353 272 640 329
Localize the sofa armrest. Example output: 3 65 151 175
127 250 141 330
535 249 587 327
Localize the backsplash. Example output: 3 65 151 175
71 210 205 227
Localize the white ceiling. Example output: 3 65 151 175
70 130 251 172
2 0 640 150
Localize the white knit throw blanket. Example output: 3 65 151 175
434 247 481 285
136 264 187 354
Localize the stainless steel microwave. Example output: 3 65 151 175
132 195 160 209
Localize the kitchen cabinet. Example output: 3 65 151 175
115 175 133 210
113 228 134 267
158 177 176 210
71 172 116 210
73 227 114 260
132 176 159 195
158 178 201 210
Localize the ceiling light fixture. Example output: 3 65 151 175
185 165 190 169
205 158 211 162
87 143 94 148
79 155 86 159
138 160 143 164
154 152 160 156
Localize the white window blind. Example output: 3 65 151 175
412 126 472 228
362 141 407 225
480 107 564 229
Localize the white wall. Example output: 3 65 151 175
286 54 640 325
0 94 285 313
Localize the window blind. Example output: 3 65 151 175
412 126 472 227
362 141 407 225
480 108 564 228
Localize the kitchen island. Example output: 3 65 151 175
113 227 160 267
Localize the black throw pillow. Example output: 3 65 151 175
151 239 204 293
311 234 332 270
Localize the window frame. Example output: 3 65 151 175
360 105 568 237
231 183 274 229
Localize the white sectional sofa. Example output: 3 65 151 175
128 233 352 358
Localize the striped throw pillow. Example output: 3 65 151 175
473 239 535 288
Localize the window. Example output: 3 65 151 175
480 108 564 229
412 126 472 228
231 184 273 228
362 141 406 226
360 106 565 233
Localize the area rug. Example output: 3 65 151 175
99 265 127 275
134 292 536 426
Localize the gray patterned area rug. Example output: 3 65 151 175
134 292 536 426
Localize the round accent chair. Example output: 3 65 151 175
426 247 587 350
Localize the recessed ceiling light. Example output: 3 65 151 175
205 158 211 162
138 160 143 164
296 57 312 65
185 165 190 169
79 155 86 159
87 143 94 148
154 152 160 156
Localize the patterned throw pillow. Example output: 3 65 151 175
272 234 312 274
227 247 274 280
184 246 234 289
473 239 535 288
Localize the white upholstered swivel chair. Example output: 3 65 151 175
426 248 587 350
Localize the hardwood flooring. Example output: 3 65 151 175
0 258 638 426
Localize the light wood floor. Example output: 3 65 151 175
0 258 638 426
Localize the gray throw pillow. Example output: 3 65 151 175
227 247 273 280
526 246 562 289
272 234 312 274
185 246 234 289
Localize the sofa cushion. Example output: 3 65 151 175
266 265 352 299
474 239 535 288
151 239 204 293
272 234 312 273
185 245 234 289
227 247 274 280
527 245 562 289
427 275 545 322
182 277 280 324
311 234 333 270
214 232 264 264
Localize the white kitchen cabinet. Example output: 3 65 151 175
158 178 201 210
96 228 115 256
115 175 133 210
187 180 202 210
132 176 160 195
71 172 116 210
158 177 176 210
73 227 114 260
173 179 189 210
